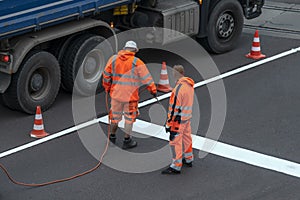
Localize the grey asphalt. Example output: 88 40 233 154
268 0 300 4
1 32 300 199
245 0 300 40
1 2 300 199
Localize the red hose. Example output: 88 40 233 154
0 92 111 187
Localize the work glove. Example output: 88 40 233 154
169 131 177 141
165 125 171 133
165 125 176 141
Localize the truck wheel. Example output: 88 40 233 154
2 51 61 114
61 34 112 96
201 0 244 53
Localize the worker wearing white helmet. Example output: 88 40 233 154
102 41 157 149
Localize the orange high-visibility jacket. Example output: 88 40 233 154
102 50 157 102
167 77 194 127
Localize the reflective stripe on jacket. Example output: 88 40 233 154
102 50 157 102
167 77 194 126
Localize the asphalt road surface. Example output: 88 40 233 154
269 0 300 4
1 3 300 200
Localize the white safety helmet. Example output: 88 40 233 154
123 40 138 52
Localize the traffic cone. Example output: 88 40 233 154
157 62 172 92
30 106 49 138
246 30 266 60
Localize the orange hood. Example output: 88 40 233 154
177 77 194 87
118 50 136 61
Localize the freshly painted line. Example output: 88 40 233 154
140 47 300 108
0 119 98 159
99 116 300 178
138 92 171 108
0 47 299 161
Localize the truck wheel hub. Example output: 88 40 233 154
30 73 44 92
84 57 97 75
83 49 103 82
217 13 234 38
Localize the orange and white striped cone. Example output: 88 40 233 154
30 106 49 138
157 62 172 92
246 30 266 60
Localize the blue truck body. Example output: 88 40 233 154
0 0 132 39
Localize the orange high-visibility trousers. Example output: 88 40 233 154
169 121 193 171
109 99 138 124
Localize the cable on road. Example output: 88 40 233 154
0 92 112 187
0 89 163 187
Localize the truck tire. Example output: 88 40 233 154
2 51 61 114
201 0 244 53
61 34 112 96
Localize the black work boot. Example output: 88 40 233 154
161 167 181 175
122 137 137 149
182 158 193 167
109 134 116 144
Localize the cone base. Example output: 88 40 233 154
246 53 266 60
30 131 49 138
157 85 172 93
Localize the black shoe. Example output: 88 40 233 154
122 137 137 149
109 134 116 144
182 158 193 167
161 167 181 175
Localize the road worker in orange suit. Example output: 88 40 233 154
162 65 194 174
102 41 157 149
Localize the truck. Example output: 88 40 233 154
0 0 264 114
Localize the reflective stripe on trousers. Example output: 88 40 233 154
169 121 193 171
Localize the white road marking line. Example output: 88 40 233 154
0 119 98 158
99 116 300 178
139 47 300 108
0 46 299 164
